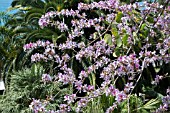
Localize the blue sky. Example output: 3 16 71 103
0 0 12 12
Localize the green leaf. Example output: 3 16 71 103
113 48 121 57
140 109 149 113
133 32 139 44
142 98 160 110
104 34 113 46
157 93 164 99
32 64 38 76
92 73 96 87
116 37 122 47
111 27 119 38
25 8 44 23
93 32 98 39
111 27 122 47
147 16 154 23
138 41 142 48
140 23 147 31
113 52 117 57
144 30 149 37
122 34 128 46
122 28 126 33
115 11 123 23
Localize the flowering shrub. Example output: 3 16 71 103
24 0 170 112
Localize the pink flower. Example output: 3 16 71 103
42 74 52 83
115 91 127 103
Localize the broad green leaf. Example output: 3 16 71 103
115 11 123 23
140 23 147 31
122 34 128 46
104 34 113 46
113 48 121 57
111 27 119 38
116 37 122 47
147 16 154 23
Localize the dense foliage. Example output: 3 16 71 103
0 0 170 113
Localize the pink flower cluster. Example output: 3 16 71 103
76 40 114 61
29 99 48 113
155 88 170 113
78 0 119 11
38 9 81 29
100 54 140 80
31 47 55 62
23 40 51 51
152 75 163 85
27 0 170 112
106 85 127 103
64 94 76 104
42 74 52 83
31 53 47 62
56 65 75 85
24 40 56 62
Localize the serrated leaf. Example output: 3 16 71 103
104 34 113 46
143 98 160 110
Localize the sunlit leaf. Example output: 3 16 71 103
140 23 147 31
115 11 123 23
122 34 128 46
104 34 113 46
116 37 122 47
111 27 119 38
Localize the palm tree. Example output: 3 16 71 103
0 11 28 94
0 12 11 26
9 0 64 43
